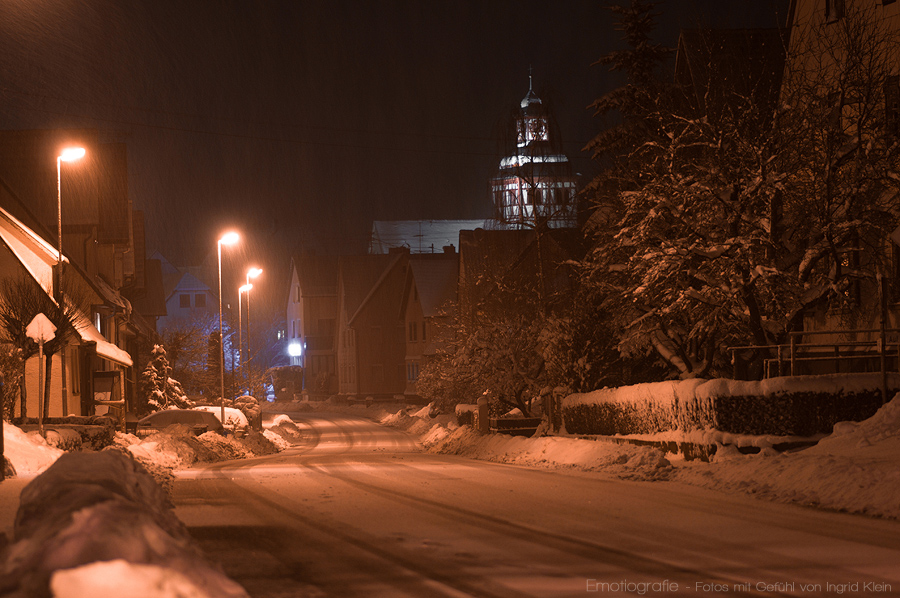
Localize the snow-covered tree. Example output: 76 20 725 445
583 2 900 379
139 345 192 413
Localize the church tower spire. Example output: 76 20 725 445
490 71 578 229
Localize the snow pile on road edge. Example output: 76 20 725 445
2 424 63 475
381 398 900 519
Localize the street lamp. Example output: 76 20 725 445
244 267 263 395
56 146 85 418
238 282 252 394
217 231 240 427
56 147 85 295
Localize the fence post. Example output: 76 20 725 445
790 335 797 376
880 275 889 404
777 345 784 377
477 396 489 434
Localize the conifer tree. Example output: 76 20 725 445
139 345 192 413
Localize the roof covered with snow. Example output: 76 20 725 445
369 220 486 255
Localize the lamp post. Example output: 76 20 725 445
217 231 240 427
244 267 262 396
238 283 252 394
56 146 85 418
56 147 85 291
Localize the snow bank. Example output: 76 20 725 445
1 451 249 597
109 427 279 473
51 559 218 598
429 425 672 481
263 429 292 451
380 393 900 519
2 423 63 475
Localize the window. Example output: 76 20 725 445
194 293 206 308
179 294 190 308
295 285 300 302
826 0 844 21
422 321 427 341
408 321 417 341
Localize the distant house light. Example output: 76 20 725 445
288 342 303 357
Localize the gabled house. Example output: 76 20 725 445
335 254 395 397
157 271 216 330
400 249 459 398
286 247 462 401
286 254 339 395
0 203 133 419
344 249 410 400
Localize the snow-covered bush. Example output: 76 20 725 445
233 394 261 428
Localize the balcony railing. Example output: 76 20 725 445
728 328 900 380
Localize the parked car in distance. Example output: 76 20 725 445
135 409 225 437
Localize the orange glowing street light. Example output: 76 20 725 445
238 282 253 392
56 147 86 295
55 146 86 418
244 268 263 392
217 231 240 426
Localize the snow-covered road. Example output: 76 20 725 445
172 412 900 598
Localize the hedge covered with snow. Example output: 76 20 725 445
562 373 897 437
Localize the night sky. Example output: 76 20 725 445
0 0 789 312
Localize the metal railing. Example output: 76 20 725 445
728 328 900 379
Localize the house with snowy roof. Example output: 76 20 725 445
155 262 218 332
0 201 133 420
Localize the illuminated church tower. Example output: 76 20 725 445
490 74 578 229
